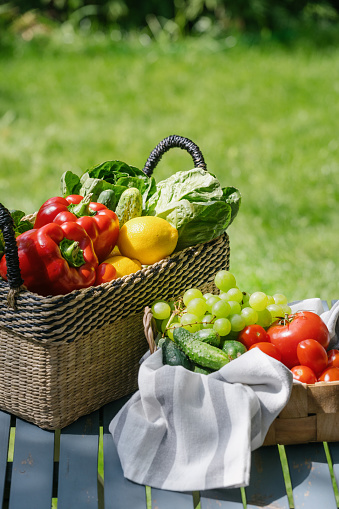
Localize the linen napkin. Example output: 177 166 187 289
109 347 292 491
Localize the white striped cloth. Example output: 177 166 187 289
109 347 293 491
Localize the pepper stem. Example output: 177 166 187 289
59 238 85 267
68 194 96 218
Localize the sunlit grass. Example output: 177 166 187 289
1 34 338 301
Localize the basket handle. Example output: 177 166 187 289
143 306 157 354
142 135 207 176
0 203 24 308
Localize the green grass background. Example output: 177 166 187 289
1 35 339 302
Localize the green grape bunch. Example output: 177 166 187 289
150 270 291 343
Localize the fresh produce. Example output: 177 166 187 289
161 337 193 370
238 325 270 350
267 312 330 369
318 367 339 382
34 194 119 263
0 222 98 296
61 153 241 252
117 216 178 265
195 328 221 347
327 349 339 368
173 327 229 371
114 187 143 228
150 269 289 373
149 268 335 384
296 339 328 376
97 255 141 280
221 340 247 360
61 160 157 212
95 262 117 285
145 169 241 251
249 342 282 361
0 210 33 259
291 365 318 384
193 365 213 375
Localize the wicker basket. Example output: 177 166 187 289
143 307 339 446
0 135 230 430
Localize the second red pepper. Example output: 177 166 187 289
34 194 119 262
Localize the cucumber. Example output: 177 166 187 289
173 327 229 371
194 328 220 347
193 365 213 375
115 187 142 227
97 189 117 211
161 338 193 370
221 340 247 360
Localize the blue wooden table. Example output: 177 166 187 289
0 300 338 509
1 399 339 509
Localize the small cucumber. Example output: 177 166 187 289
194 328 220 347
193 365 213 375
173 327 229 371
97 189 117 211
115 187 142 227
221 340 247 360
162 338 193 370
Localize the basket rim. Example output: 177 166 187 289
0 231 229 304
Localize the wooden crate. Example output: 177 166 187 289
263 381 339 445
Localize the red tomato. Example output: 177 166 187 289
291 365 317 384
249 342 282 361
318 367 339 382
267 311 330 369
327 349 339 368
238 325 270 350
296 339 328 375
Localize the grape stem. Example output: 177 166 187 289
162 297 218 335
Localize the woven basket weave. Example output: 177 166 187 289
143 307 339 446
0 135 230 430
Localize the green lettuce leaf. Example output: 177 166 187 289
60 171 81 196
60 160 156 212
0 210 33 259
145 168 241 250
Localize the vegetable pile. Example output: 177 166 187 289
62 161 241 252
0 159 240 296
151 269 335 384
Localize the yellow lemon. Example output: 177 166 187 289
117 216 178 265
104 255 141 278
109 245 121 256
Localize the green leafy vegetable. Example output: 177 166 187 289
60 160 156 211
222 186 242 226
61 170 81 196
0 210 34 259
145 169 241 251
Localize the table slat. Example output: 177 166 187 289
285 442 337 509
8 418 54 509
57 411 100 509
245 446 289 509
151 487 194 509
200 487 243 508
103 397 147 509
0 412 11 507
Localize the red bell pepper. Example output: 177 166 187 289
34 194 119 262
95 262 117 285
0 222 98 296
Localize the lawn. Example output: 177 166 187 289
0 33 339 301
